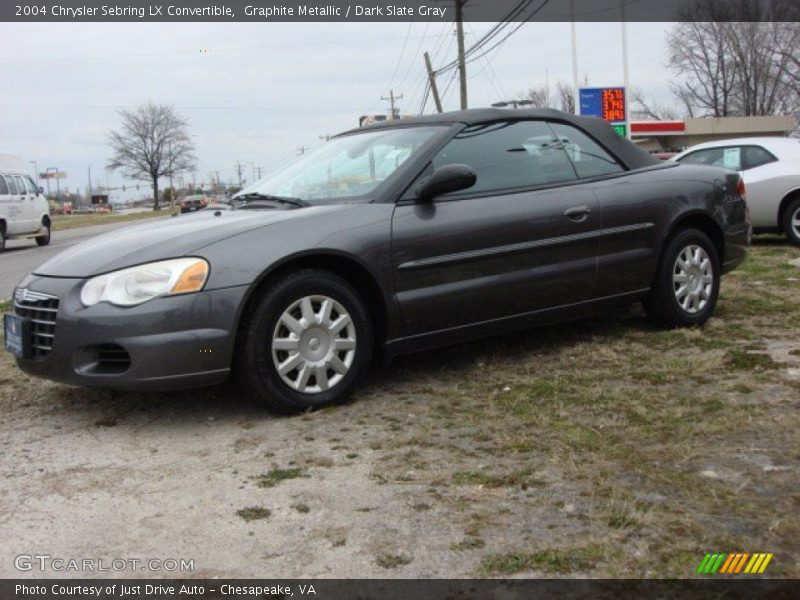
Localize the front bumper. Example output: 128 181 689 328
10 274 249 391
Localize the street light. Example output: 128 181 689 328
491 100 534 109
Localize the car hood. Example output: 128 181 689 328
33 206 340 278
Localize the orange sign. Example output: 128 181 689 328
601 88 626 123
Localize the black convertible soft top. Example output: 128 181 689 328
349 107 660 171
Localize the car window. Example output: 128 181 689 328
743 146 777 170
14 176 27 194
679 147 743 171
242 126 443 203
5 175 19 195
0 175 8 195
547 122 624 178
24 176 38 193
432 120 577 195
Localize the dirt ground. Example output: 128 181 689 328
1 240 798 579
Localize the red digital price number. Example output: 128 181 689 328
602 88 626 122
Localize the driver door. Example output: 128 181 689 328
391 120 602 339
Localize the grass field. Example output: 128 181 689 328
51 208 177 231
0 239 798 577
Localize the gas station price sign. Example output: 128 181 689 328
579 87 628 138
600 88 626 122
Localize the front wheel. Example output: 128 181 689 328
783 197 800 246
35 221 51 246
237 269 374 414
644 228 720 328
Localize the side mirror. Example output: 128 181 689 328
415 164 476 202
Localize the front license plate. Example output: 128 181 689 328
4 313 28 358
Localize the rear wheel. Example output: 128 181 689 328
0 223 6 252
35 220 51 246
644 228 720 327
783 197 800 246
238 269 374 414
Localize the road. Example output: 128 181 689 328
0 221 154 299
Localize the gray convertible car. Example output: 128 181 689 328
4 109 749 413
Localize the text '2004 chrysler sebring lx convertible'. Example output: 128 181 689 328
4 109 750 413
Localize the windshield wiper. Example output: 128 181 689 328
235 193 308 209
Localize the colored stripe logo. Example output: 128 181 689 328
697 553 773 574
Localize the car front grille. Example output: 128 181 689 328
13 288 59 359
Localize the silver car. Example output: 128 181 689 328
674 137 800 245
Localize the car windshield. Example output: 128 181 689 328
236 126 444 205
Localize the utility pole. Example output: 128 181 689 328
44 168 52 198
423 52 443 113
570 0 579 113
87 164 92 206
455 0 468 110
168 142 174 208
235 162 243 187
620 0 632 138
381 89 403 119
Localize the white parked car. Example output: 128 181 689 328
674 137 800 245
0 152 51 251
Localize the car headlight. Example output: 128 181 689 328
80 258 209 307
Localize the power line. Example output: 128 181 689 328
404 21 463 113
465 23 508 99
395 21 432 93
431 21 454 64
418 81 431 115
459 1 552 68
386 21 415 91
434 0 551 78
435 0 534 74
440 68 460 106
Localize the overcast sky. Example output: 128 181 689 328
0 21 671 200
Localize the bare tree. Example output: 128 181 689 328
668 0 800 117
521 84 552 109
107 101 196 210
668 18 737 117
671 85 697 118
630 87 681 120
726 19 799 115
779 51 800 95
520 81 576 113
555 81 576 114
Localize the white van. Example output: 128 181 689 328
0 152 51 251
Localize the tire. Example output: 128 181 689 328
782 197 800 246
237 269 374 414
0 223 5 253
644 228 721 328
35 221 51 246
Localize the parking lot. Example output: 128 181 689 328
1 240 798 578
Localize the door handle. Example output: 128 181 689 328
564 206 591 221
